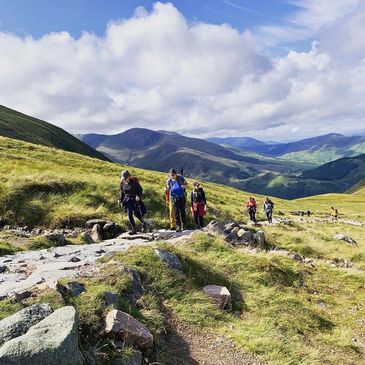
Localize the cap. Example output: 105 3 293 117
121 170 130 179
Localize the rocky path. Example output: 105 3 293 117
0 230 195 300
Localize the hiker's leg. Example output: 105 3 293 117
199 215 204 228
193 211 199 228
173 200 181 227
180 200 187 227
169 200 176 229
126 206 136 229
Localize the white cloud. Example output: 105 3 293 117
0 1 364 140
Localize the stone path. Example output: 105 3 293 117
0 230 195 300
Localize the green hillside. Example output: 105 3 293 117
0 105 109 161
0 136 365 365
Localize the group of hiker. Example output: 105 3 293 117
118 169 278 234
118 169 208 234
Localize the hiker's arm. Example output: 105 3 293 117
202 189 207 205
118 183 124 204
135 181 143 201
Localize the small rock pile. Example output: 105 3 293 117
205 220 269 250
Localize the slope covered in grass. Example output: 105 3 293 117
0 105 109 161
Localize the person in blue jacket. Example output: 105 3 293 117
166 169 188 232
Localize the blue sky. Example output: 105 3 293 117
0 0 364 139
0 0 295 37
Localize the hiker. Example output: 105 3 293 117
166 168 188 232
190 182 207 229
118 170 147 235
165 186 176 230
246 197 257 223
331 206 338 223
263 196 274 224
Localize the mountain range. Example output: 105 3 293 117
1 104 364 200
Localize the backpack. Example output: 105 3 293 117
169 176 185 198
192 189 203 203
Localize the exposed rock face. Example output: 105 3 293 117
80 231 94 244
103 292 120 309
237 231 255 245
154 248 183 272
105 310 153 348
0 304 53 346
42 233 66 246
0 306 84 365
203 285 231 309
333 234 357 245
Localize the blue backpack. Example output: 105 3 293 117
169 177 185 198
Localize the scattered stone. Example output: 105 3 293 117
0 304 53 346
42 233 66 246
91 224 103 242
154 248 183 272
224 222 239 232
330 258 353 268
237 231 255 245
291 253 304 262
53 252 62 258
333 234 357 246
31 228 43 235
57 281 85 297
118 232 153 241
0 306 84 365
9 290 33 302
68 256 81 263
203 285 231 309
0 266 7 274
102 221 117 239
105 310 153 348
103 292 120 309
237 229 247 238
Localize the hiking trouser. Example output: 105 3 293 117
266 211 273 223
169 200 176 229
173 197 187 228
125 200 143 229
193 211 204 228
249 209 256 222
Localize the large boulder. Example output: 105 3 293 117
0 306 84 365
105 310 153 348
91 224 103 242
333 234 357 246
85 219 108 228
254 231 267 249
42 233 66 246
154 248 183 272
203 285 231 309
0 304 53 346
236 230 255 245
205 220 231 240
57 281 85 297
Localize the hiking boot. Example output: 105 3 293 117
181 225 186 231
128 228 137 235
175 226 181 233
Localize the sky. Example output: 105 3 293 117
0 0 364 140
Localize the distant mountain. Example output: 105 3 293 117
0 105 110 161
207 136 267 150
78 128 305 184
211 133 365 165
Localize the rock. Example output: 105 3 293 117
0 306 84 365
237 231 255 245
291 253 304 262
103 292 120 309
154 248 183 272
105 310 153 348
42 233 66 246
237 229 247 238
0 304 53 346
80 232 94 244
122 267 144 306
91 224 103 242
205 220 230 240
0 266 7 274
31 228 43 236
102 221 117 239
9 290 33 302
85 219 108 229
118 232 153 241
224 221 239 232
57 281 85 297
68 256 81 263
253 231 266 249
333 234 357 245
331 258 353 268
203 285 231 309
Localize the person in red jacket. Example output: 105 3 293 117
246 197 257 223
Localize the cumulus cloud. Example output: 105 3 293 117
0 1 364 139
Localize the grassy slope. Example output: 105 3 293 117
0 136 365 364
0 105 109 161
